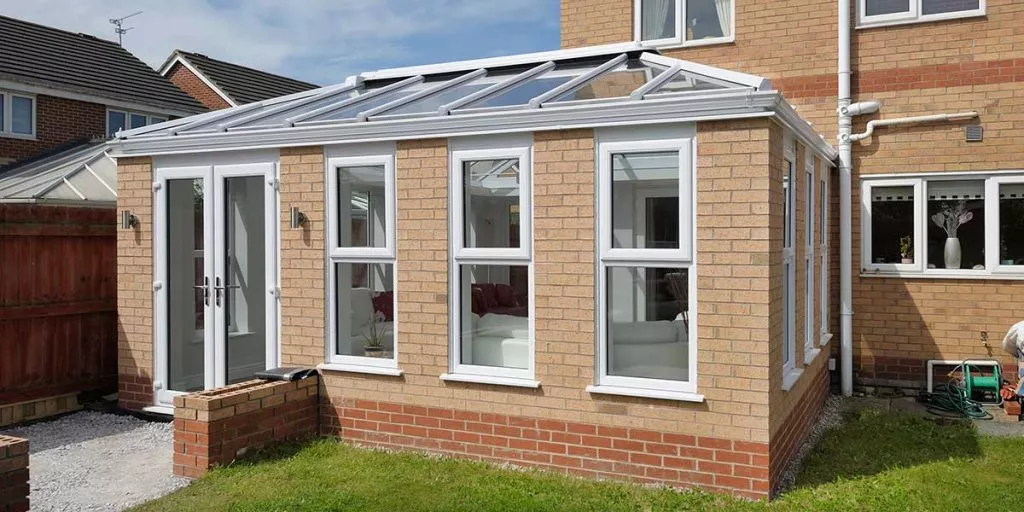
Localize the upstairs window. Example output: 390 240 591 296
107 109 170 137
634 0 734 47
1 92 36 138
859 0 984 27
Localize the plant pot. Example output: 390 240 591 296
944 237 962 269
901 258 913 264
364 346 384 357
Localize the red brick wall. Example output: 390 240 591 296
0 435 29 512
0 94 105 162
172 377 319 478
165 63 232 111
768 364 828 494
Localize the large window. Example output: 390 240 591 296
803 152 815 357
1 91 35 138
861 173 1024 277
593 132 697 401
782 146 797 381
107 109 168 137
819 164 830 342
447 139 534 386
858 0 984 27
326 150 398 372
634 0 734 47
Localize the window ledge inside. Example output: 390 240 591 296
782 367 804 392
586 384 704 403
856 11 985 30
142 405 174 416
318 363 403 377
440 373 540 389
641 36 734 50
804 347 822 366
820 332 833 347
861 270 1024 281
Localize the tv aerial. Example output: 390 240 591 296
109 11 142 46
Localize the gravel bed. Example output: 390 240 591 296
1 411 188 512
775 395 844 495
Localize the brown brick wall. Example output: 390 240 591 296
0 394 80 428
0 94 106 162
0 435 29 512
172 377 319 478
166 62 233 111
116 157 154 410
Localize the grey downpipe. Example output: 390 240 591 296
838 0 854 396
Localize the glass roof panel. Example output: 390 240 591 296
380 78 495 116
647 70 732 95
548 59 663 103
304 85 428 122
459 66 590 110
240 89 364 128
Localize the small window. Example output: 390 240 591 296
859 0 984 26
869 185 917 266
10 96 33 135
926 180 984 270
782 157 796 372
108 109 167 137
149 116 167 125
107 111 127 137
130 113 148 130
635 0 734 47
998 182 1024 266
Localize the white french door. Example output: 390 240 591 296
153 163 279 406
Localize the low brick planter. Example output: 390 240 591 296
173 376 318 478
0 435 29 512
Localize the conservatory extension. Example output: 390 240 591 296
112 43 837 498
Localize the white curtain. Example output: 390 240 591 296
641 0 673 40
715 0 732 37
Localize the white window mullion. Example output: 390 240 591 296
804 155 815 355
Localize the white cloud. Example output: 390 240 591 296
3 0 556 84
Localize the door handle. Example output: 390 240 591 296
214 276 223 306
193 277 210 306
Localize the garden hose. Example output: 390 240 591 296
921 378 993 420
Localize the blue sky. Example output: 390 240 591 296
2 0 561 85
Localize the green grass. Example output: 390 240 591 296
133 408 1022 512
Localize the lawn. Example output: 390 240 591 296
134 407 1022 512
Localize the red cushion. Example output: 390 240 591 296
371 291 394 321
495 283 518 307
477 283 499 308
470 288 486 316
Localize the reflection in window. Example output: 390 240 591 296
640 0 677 40
337 165 386 248
865 0 911 16
463 159 520 249
551 62 654 103
870 186 915 264
686 0 732 39
335 263 395 359
465 75 576 110
999 184 1024 265
611 151 680 249
107 111 127 137
11 96 33 135
460 264 529 369
927 181 983 270
606 266 689 381
922 0 979 15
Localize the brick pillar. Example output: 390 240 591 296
0 436 29 512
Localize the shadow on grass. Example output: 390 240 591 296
793 406 983 488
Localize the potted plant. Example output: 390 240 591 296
1001 239 1015 265
363 310 387 357
931 201 973 269
899 235 913 264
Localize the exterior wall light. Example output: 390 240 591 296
121 210 139 229
289 206 307 229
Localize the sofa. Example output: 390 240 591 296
470 282 527 317
608 319 689 381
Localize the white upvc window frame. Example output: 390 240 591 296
861 178 925 274
592 132 700 400
987 175 1024 275
781 139 798 385
107 109 170 137
633 0 736 49
818 162 831 346
1 91 36 139
857 0 985 28
325 149 400 372
803 151 817 361
446 139 536 385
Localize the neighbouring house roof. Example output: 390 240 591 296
0 15 205 116
111 43 837 161
0 140 116 206
159 50 319 107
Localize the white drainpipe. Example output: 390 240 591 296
837 0 854 396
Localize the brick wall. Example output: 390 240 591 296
0 394 80 428
172 377 319 478
0 435 28 512
166 63 232 111
0 94 106 162
116 157 154 410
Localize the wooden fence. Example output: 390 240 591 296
0 204 117 405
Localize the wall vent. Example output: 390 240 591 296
965 125 983 142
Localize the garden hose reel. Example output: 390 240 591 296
960 363 1002 404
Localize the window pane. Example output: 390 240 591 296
130 113 148 129
606 266 689 381
783 163 793 249
464 74 577 110
927 180 984 269
463 158 520 249
640 0 677 40
550 61 655 103
460 264 529 369
649 70 733 95
107 111 126 137
686 0 731 39
150 116 167 125
922 0 979 15
383 81 491 116
865 0 911 16
870 185 914 264
338 165 386 248
335 262 394 359
611 152 680 249
819 179 827 243
999 184 1024 265
0 97 4 132
783 261 792 363
805 170 814 244
11 96 32 134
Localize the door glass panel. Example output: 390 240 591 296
167 179 206 393
223 176 267 384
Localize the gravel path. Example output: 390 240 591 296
1 411 188 512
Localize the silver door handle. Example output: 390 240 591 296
193 277 210 306
214 277 241 306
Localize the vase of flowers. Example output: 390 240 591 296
899 235 913 264
931 201 973 269
363 310 387 357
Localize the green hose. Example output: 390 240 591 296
921 381 993 420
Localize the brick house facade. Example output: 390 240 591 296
164 63 233 111
563 0 1023 388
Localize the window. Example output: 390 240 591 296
819 165 830 341
859 0 984 27
107 109 169 137
634 0 734 47
1 92 35 138
782 145 796 378
326 150 398 371
861 173 1024 277
803 153 815 355
593 130 697 400
448 138 534 386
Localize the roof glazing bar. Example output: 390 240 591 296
529 54 628 108
438 61 555 115
219 78 363 130
638 52 767 90
358 68 487 121
629 63 683 100
83 163 117 196
171 101 266 135
286 75 425 125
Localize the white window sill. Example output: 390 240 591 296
640 36 735 50
0 132 36 141
856 11 985 30
804 347 822 366
782 367 804 392
586 385 705 403
142 405 174 416
861 269 1024 281
820 332 833 348
440 373 540 389
318 363 403 377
